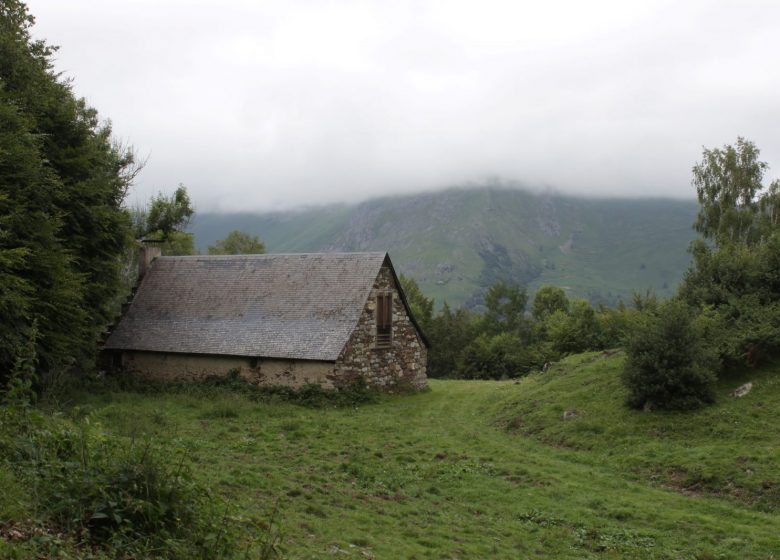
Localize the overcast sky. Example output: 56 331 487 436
27 0 780 212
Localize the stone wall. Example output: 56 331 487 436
113 265 428 392
335 266 428 390
119 350 337 388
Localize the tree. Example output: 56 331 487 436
426 303 478 378
398 274 433 335
546 300 602 355
132 185 196 256
482 282 528 336
681 139 780 367
532 285 569 321
692 137 780 247
145 185 194 240
0 1 135 378
622 300 718 410
208 230 266 255
458 332 541 380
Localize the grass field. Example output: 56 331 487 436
21 353 775 559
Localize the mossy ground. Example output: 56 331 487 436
3 354 779 558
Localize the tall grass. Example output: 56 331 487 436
1 366 281 559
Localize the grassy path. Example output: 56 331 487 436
77 372 780 559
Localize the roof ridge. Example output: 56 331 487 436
157 251 388 260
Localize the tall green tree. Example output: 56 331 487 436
399 274 434 335
692 137 780 247
482 282 528 336
145 185 194 240
132 185 196 256
426 303 478 378
208 230 266 255
532 285 569 321
1 1 135 378
681 139 780 367
546 300 602 355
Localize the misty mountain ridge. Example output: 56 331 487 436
191 186 699 308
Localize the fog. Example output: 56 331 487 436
28 0 780 211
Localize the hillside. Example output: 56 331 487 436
11 356 776 559
192 187 699 308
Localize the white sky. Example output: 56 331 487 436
27 0 780 212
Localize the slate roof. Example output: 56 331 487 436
104 252 393 361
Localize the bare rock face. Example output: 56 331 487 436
563 409 579 420
536 194 561 236
559 235 574 255
732 382 753 398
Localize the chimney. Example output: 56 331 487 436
138 244 162 279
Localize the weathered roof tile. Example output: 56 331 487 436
104 252 388 361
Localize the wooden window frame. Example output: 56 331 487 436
375 292 393 348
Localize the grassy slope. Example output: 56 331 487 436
494 352 780 513
38 356 779 559
192 188 698 308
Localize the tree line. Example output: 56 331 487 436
401 275 637 380
1 0 136 381
3 0 777 414
623 138 780 410
404 137 780 413
0 1 264 386
130 185 266 257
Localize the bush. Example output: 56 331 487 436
457 333 542 379
41 441 202 549
0 405 233 558
681 237 780 367
0 370 246 559
622 300 719 410
546 300 603 356
104 368 378 408
597 304 636 349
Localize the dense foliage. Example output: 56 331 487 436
623 138 780 410
401 276 631 379
0 1 135 380
208 230 266 255
622 300 718 410
0 347 267 559
131 185 196 256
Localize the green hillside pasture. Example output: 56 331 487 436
35 358 779 559
495 352 780 514
191 188 698 309
529 199 698 304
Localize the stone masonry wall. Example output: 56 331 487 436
334 266 428 390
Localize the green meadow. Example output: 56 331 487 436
6 353 777 559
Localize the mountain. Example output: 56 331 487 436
191 187 699 308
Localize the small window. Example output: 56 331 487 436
376 293 393 347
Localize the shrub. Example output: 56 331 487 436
250 377 378 407
532 285 570 321
41 441 202 548
622 300 719 410
0 380 244 559
597 304 636 349
681 237 780 367
108 369 378 408
457 333 542 379
546 300 603 356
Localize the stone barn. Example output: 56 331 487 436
102 252 428 391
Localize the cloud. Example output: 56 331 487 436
28 0 780 211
